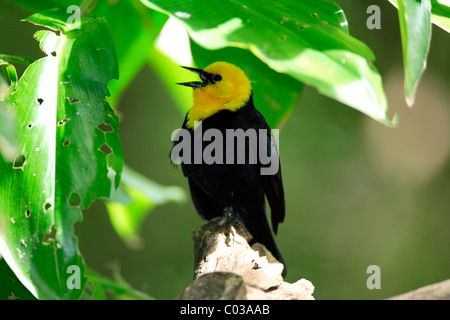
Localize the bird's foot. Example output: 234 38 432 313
219 207 253 242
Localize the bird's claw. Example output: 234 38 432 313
220 206 253 242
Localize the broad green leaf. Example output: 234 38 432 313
141 0 396 126
8 0 168 108
0 9 123 299
390 0 432 106
105 165 186 247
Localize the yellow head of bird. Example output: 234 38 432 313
177 62 252 129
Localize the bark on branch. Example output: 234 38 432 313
177 217 315 300
388 279 450 300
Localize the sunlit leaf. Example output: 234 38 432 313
389 0 432 106
390 0 450 33
0 9 123 299
430 0 450 31
93 0 168 107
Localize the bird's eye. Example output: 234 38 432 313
213 74 222 82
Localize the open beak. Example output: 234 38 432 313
177 66 213 88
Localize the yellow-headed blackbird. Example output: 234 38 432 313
172 62 286 274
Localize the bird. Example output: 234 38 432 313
171 61 286 275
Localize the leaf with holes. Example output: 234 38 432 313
0 8 123 299
141 0 397 126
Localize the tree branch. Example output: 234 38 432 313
388 279 450 300
177 217 315 300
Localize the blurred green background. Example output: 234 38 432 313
1 0 449 299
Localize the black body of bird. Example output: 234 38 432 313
172 62 286 275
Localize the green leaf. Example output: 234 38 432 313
0 9 123 299
92 0 168 107
0 60 19 162
0 54 35 67
105 165 186 247
141 0 396 126
391 0 450 33
147 43 193 114
0 58 19 100
392 0 432 106
85 266 154 300
80 277 106 300
8 0 168 108
0 101 17 163
431 0 450 32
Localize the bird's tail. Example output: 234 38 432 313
235 193 286 277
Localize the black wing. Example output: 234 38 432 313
187 177 224 220
251 104 285 235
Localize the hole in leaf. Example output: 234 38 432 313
44 202 52 212
97 123 113 132
27 123 35 129
13 155 26 170
51 51 57 57
63 139 70 147
310 13 319 18
100 144 112 155
13 100 18 105
58 118 70 126
37 98 44 105
297 24 310 31
43 225 57 244
68 192 81 207
66 97 79 104
25 209 31 218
